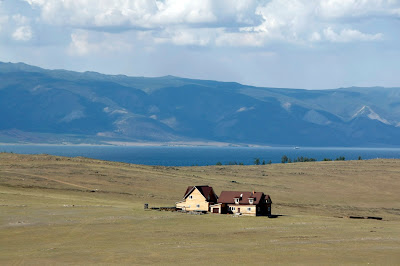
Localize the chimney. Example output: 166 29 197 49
252 190 255 195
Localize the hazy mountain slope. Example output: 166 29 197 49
0 70 179 142
0 72 113 134
1 62 399 146
241 87 399 122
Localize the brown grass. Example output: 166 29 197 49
1 153 399 264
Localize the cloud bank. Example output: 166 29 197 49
16 0 400 48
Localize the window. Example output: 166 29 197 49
196 204 200 208
189 195 193 199
234 198 239 204
247 207 251 211
229 206 236 211
249 198 254 204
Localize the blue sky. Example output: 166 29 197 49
1 0 400 89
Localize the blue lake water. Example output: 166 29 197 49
1 145 400 166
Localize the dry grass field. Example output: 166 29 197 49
1 153 400 265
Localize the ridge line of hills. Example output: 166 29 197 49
1 61 399 146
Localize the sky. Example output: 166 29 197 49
0 0 400 89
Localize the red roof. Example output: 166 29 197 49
183 185 217 201
218 191 270 205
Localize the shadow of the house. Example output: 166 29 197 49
268 214 286 218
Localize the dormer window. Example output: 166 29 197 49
234 198 240 204
249 198 254 204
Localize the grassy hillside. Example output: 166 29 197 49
1 153 399 264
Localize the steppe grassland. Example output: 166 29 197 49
1 153 399 264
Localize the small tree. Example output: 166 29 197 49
216 161 222 165
268 160 272 165
358 156 362 160
262 159 266 165
281 155 288 164
254 158 260 165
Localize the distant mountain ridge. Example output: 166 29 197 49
1 61 399 146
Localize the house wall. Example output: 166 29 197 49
176 188 210 212
210 205 221 214
210 203 226 214
227 204 257 216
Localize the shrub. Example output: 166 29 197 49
293 156 317 162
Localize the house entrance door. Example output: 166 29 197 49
237 208 240 213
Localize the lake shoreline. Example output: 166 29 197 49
0 141 270 148
2 141 400 149
1 144 400 167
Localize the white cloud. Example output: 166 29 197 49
310 32 322 42
69 31 90 55
153 0 217 24
323 27 383 42
25 0 157 28
241 0 392 44
18 0 400 47
250 0 313 42
24 0 259 28
68 30 133 56
12 14 29 25
317 0 400 18
12 25 33 41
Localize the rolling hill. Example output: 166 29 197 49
1 153 400 264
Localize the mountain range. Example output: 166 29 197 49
1 61 400 146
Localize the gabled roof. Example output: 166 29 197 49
183 185 216 200
218 191 271 205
